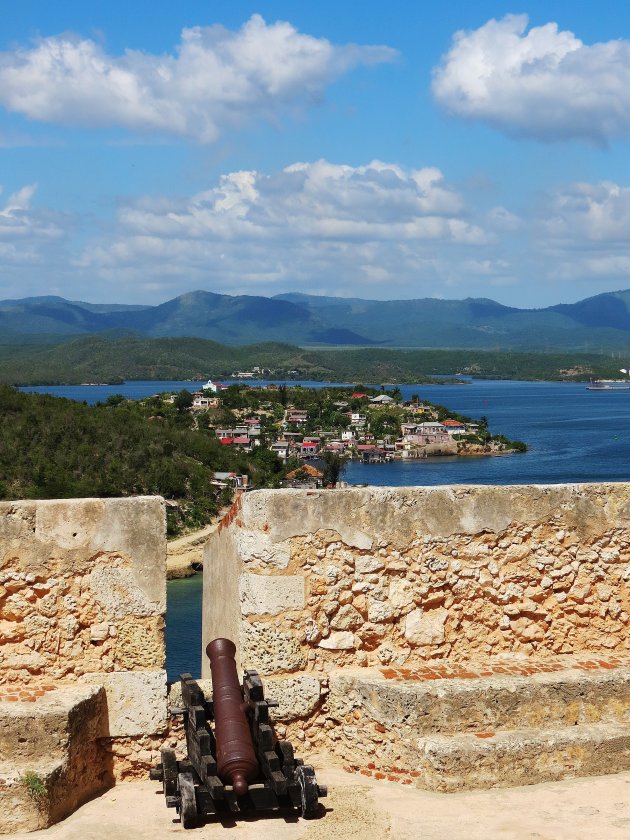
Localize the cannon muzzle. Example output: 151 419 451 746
206 638 259 795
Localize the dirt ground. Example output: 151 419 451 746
166 522 219 579
8 764 630 840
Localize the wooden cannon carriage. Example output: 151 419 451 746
150 639 326 828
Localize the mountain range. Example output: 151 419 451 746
2 289 630 351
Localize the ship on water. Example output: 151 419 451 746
587 369 630 390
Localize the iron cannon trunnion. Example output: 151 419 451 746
150 640 326 828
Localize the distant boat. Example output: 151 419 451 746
587 379 630 391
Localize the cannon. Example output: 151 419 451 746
150 638 326 828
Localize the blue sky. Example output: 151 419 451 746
3 2 630 307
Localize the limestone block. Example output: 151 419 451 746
330 604 363 630
239 573 305 616
87 567 163 620
367 599 395 623
90 622 109 641
318 631 356 650
82 670 167 737
404 608 448 646
240 622 306 674
355 556 385 574
389 578 415 611
236 530 290 569
264 675 322 721
112 617 165 670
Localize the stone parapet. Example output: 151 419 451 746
202 485 630 783
0 497 168 833
203 485 630 676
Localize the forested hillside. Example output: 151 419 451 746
0 334 622 385
0 386 284 534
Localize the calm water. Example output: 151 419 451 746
20 377 630 679
166 574 203 683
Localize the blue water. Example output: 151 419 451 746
166 574 203 683
345 379 630 486
20 379 353 405
20 377 630 679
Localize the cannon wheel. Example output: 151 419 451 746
161 747 178 797
178 772 197 829
296 765 319 819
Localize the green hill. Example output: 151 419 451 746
4 287 630 350
0 334 623 385
0 385 285 534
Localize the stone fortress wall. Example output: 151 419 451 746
202 485 630 789
0 497 168 833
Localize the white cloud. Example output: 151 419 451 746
0 16 395 142
433 14 630 143
74 159 492 298
0 184 72 297
540 181 630 246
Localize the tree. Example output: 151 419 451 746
174 390 194 413
320 451 347 487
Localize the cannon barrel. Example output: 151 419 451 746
206 638 259 795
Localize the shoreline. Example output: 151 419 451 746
166 520 220 580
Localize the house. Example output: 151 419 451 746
271 440 290 460
416 421 446 434
356 445 387 462
351 392 368 399
215 428 234 438
441 419 466 435
283 463 324 489
243 419 261 437
369 394 395 405
212 472 249 489
300 441 320 456
192 393 221 410
202 380 228 392
232 436 253 451
349 413 366 427
192 393 212 409
285 409 308 425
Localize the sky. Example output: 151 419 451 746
4 2 630 308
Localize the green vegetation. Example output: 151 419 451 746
21 772 47 804
0 334 624 386
0 386 285 535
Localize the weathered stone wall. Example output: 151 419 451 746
0 497 168 780
202 485 630 754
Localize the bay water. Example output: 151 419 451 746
20 377 630 679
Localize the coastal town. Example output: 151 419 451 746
169 380 526 489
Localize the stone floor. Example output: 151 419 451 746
5 763 630 840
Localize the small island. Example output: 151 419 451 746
190 382 527 469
